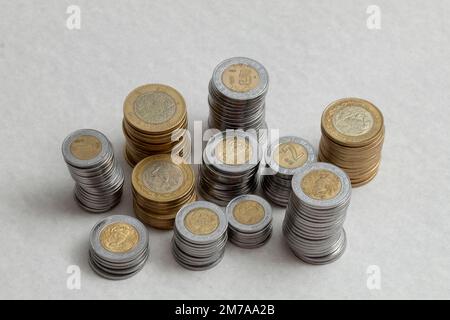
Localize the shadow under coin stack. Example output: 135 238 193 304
62 129 124 213
262 136 316 207
226 195 273 248
122 84 189 167
283 162 351 265
132 154 196 229
172 201 228 271
208 57 269 140
89 215 149 280
318 98 385 187
198 131 261 206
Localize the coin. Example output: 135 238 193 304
89 215 149 280
318 98 385 187
62 129 124 213
283 162 351 265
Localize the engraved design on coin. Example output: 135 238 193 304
221 63 260 93
301 169 342 200
332 105 374 137
233 200 265 225
274 142 308 169
99 222 139 253
134 92 177 124
184 208 219 235
70 135 102 160
142 160 183 193
215 137 253 165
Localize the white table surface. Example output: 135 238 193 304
1 0 449 300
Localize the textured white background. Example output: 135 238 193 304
0 0 449 300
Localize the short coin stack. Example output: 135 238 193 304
198 130 261 206
226 195 273 248
122 84 189 167
62 129 124 213
172 201 228 271
318 98 385 187
132 154 196 229
283 162 351 265
89 215 149 280
208 57 269 138
262 136 316 207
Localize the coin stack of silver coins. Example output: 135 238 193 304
89 215 149 280
226 195 273 248
208 57 269 137
172 201 228 271
283 162 351 265
198 131 261 206
262 136 316 207
62 129 124 213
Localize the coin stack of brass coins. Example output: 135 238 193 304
172 201 228 271
89 215 149 280
226 195 273 249
318 98 385 187
131 154 196 229
262 136 316 207
62 129 124 213
122 84 190 167
198 130 261 206
208 57 269 138
283 162 351 265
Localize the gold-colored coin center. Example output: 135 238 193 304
215 137 253 165
100 222 139 253
222 63 260 93
142 160 183 194
301 170 342 200
332 105 374 137
70 135 102 160
134 91 176 124
184 208 219 235
274 142 308 169
233 200 265 225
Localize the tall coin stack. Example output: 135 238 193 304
172 201 228 271
62 129 124 213
122 84 189 167
262 136 316 207
283 162 351 265
208 57 269 138
198 131 261 206
132 154 196 229
318 98 385 187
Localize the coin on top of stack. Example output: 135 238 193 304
123 84 189 167
226 195 273 249
172 201 228 271
262 136 316 207
208 57 269 141
318 98 385 187
62 129 124 213
89 215 149 280
132 154 196 230
198 130 261 206
283 162 351 265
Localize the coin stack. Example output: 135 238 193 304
262 136 316 207
172 201 228 271
122 84 189 167
318 98 385 187
226 195 273 249
132 154 196 229
89 215 149 280
198 130 261 206
283 162 351 265
62 129 124 213
208 57 269 139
